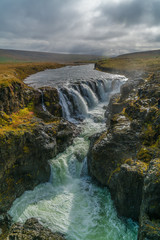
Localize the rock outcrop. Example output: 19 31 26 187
88 71 160 238
6 218 66 240
0 117 77 214
138 159 160 240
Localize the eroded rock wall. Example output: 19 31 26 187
88 72 160 238
0 81 77 215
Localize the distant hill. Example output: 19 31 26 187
0 49 102 64
117 49 160 59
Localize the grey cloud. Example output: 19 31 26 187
0 0 80 38
84 29 127 41
96 0 160 27
151 0 160 24
69 42 106 56
0 0 160 56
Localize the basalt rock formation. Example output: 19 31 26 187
138 159 160 240
88 72 160 239
6 218 66 240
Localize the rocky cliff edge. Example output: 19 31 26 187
88 70 160 239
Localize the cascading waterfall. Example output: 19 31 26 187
9 64 138 240
58 77 121 121
79 83 98 108
58 89 71 120
38 89 47 111
69 88 88 116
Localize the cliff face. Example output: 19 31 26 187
88 72 160 239
0 116 77 214
0 78 77 223
6 218 66 240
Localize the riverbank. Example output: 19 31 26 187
89 53 160 239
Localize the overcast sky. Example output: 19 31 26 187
0 0 160 56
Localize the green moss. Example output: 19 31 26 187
95 131 108 146
23 146 29 153
45 102 50 107
0 108 35 136
27 101 34 111
142 124 156 146
137 147 152 163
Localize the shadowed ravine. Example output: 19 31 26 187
8 64 138 240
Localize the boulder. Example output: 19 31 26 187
138 159 160 240
109 160 147 221
6 218 66 240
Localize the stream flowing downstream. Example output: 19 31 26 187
9 65 138 240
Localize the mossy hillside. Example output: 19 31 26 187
0 62 65 117
123 77 160 165
95 52 160 77
0 108 35 135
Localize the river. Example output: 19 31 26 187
8 64 138 240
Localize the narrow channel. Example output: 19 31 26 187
8 64 138 240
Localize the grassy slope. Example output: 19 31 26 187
0 62 65 136
96 49 160 75
0 62 64 87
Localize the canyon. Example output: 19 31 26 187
0 59 159 240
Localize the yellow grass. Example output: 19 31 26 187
0 108 35 135
0 62 64 87
96 54 160 74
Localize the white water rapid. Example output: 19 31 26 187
9 65 138 240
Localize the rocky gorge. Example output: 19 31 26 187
0 59 159 240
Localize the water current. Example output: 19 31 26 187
9 64 138 240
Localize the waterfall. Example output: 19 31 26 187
9 65 138 240
69 88 88 116
58 77 121 121
58 89 71 120
59 87 89 119
38 90 47 111
96 80 106 101
41 91 47 111
79 84 98 108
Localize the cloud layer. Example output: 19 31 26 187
0 0 160 55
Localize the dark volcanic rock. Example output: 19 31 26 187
0 83 25 114
109 160 147 221
0 118 77 214
41 87 62 117
7 218 66 240
0 78 79 217
88 114 143 220
88 71 160 230
88 114 140 185
138 159 160 240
